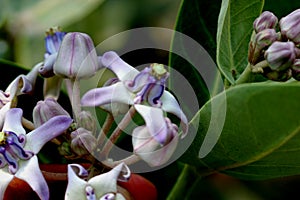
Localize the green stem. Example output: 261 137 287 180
235 63 252 85
166 165 200 200
101 106 136 159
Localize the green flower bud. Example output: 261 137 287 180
33 97 71 127
253 11 278 33
291 59 300 80
71 128 97 156
279 9 300 44
53 32 101 79
265 41 296 71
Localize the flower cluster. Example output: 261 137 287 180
0 27 188 199
248 9 300 81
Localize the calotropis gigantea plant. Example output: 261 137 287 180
1 0 300 199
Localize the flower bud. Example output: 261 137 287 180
53 32 100 79
292 59 300 80
264 41 296 71
279 9 300 44
253 11 278 33
33 97 70 127
71 128 97 156
77 111 96 133
249 29 278 64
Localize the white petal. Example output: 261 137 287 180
0 102 11 130
134 105 168 144
2 108 26 135
65 164 88 200
132 126 179 167
15 156 49 200
81 82 134 107
88 163 126 197
0 170 14 200
161 91 188 137
25 115 72 154
101 51 139 81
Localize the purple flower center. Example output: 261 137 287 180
0 131 34 174
126 63 169 106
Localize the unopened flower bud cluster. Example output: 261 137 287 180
248 9 300 81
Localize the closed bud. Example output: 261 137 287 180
292 59 300 80
249 29 278 64
253 11 278 33
279 9 300 44
33 97 70 127
71 128 97 156
77 111 96 133
54 32 101 79
264 41 296 71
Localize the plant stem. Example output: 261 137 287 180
68 79 82 122
103 154 141 167
22 117 35 130
101 106 136 159
235 63 252 85
97 113 114 146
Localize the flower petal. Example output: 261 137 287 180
43 75 63 99
25 115 72 154
89 163 127 197
65 164 88 200
0 102 11 130
101 51 139 81
2 108 26 135
15 156 49 200
134 105 168 145
132 126 179 167
81 82 134 107
0 169 14 200
160 91 188 137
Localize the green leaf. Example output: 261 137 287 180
216 0 264 84
169 0 223 114
181 82 300 180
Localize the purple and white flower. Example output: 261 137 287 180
0 108 72 200
65 162 130 200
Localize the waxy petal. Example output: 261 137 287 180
3 108 26 136
0 103 11 129
25 115 72 154
81 82 134 107
39 53 57 77
132 126 179 167
160 91 188 137
134 105 168 145
89 163 127 196
101 51 139 81
15 156 49 200
65 164 89 200
0 169 14 200
43 76 63 99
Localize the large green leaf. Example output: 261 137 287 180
216 0 264 84
169 0 223 115
180 82 300 180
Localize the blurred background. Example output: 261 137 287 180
0 0 180 68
